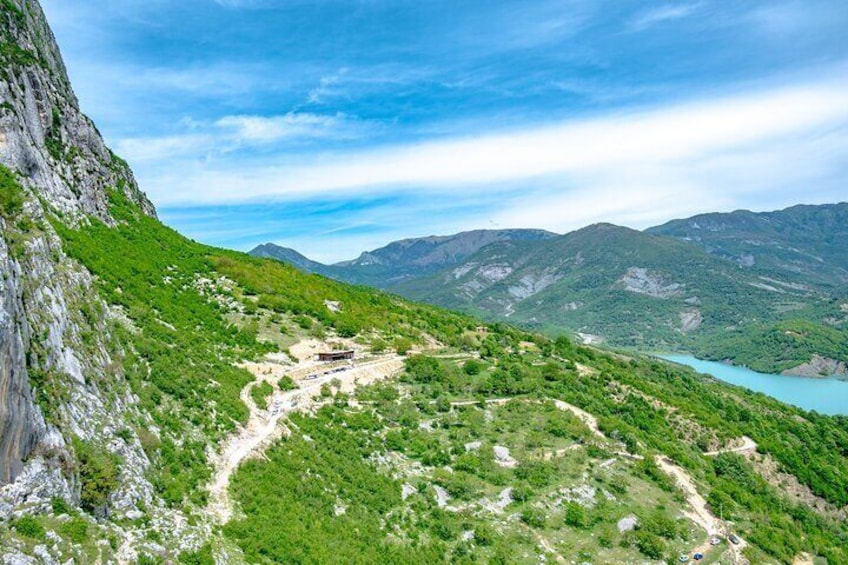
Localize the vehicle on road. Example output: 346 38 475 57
729 534 740 545
709 537 721 546
694 553 703 560
679 556 690 563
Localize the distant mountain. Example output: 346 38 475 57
250 229 558 286
647 203 848 289
392 223 792 344
251 205 848 374
249 243 330 275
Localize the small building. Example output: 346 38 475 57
317 350 355 362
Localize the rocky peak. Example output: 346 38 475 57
0 0 156 222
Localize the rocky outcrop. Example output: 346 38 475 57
0 226 42 484
0 1 154 221
782 355 848 378
619 267 683 299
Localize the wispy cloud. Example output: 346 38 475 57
215 113 353 143
144 76 848 204
40 0 848 261
115 112 362 161
628 2 704 32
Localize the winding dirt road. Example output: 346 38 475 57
704 436 757 457
206 346 404 524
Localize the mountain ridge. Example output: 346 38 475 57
252 204 848 373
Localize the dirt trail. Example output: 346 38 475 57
655 455 748 561
704 436 757 457
655 455 719 536
206 344 404 524
552 399 605 440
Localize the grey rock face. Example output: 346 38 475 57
0 0 153 486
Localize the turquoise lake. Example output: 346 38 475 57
660 355 848 416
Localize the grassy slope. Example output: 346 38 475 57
52 193 848 563
54 189 477 508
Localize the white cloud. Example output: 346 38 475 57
215 113 348 143
140 76 848 206
115 112 357 161
628 2 703 32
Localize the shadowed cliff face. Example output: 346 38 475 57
0 0 155 484
0 240 40 483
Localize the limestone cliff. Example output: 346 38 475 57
0 0 181 536
0 0 149 492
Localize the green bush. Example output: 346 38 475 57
0 164 24 217
178 544 215 565
50 496 73 515
59 517 89 543
13 515 45 541
73 438 121 514
633 529 665 559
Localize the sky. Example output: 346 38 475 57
40 0 848 263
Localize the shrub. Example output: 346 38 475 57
50 496 73 516
178 544 215 565
0 164 24 218
73 438 121 515
463 360 483 375
564 502 586 529
60 517 89 543
14 515 45 541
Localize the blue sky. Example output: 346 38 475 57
41 0 848 262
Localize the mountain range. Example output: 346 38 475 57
251 203 848 374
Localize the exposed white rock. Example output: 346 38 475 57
620 267 683 299
618 515 638 533
680 310 703 332
507 272 561 300
401 483 417 500
434 485 450 508
493 445 517 468
464 440 482 452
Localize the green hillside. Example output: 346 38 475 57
30 191 848 563
647 203 848 290
389 223 846 373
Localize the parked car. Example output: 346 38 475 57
679 556 690 563
709 537 721 546
729 534 740 545
694 553 704 560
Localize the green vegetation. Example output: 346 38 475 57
224 339 848 563
48 185 848 563
693 317 848 374
73 438 121 515
54 189 478 508
12 516 45 542
250 381 274 409
178 545 215 565
0 164 24 217
272 207 848 374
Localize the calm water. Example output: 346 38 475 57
661 355 848 416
